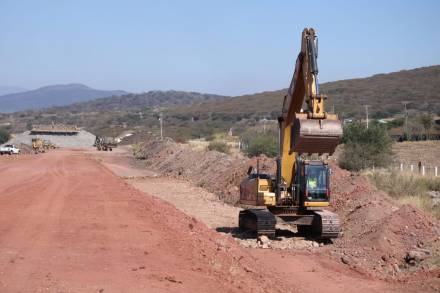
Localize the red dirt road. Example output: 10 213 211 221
0 150 430 292
0 151 288 292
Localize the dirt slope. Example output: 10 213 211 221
0 150 290 293
133 138 274 203
133 138 440 284
328 163 440 281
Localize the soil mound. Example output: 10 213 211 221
134 137 274 203
329 162 440 279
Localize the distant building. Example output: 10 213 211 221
389 126 440 142
30 123 79 136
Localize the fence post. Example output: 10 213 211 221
435 166 438 177
400 163 403 172
422 165 425 176
410 165 414 172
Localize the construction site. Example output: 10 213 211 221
1 2 440 292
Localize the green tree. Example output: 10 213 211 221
418 113 433 139
244 134 277 157
339 122 393 171
0 128 11 144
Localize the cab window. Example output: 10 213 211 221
305 165 328 200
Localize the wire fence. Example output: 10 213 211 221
392 162 439 177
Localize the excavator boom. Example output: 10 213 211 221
281 28 342 156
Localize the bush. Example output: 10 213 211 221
207 141 230 154
339 122 393 171
0 128 10 144
244 134 277 157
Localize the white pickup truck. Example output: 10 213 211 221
0 144 20 155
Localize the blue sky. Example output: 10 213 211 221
0 0 439 95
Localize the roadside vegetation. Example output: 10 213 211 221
207 141 230 154
241 129 277 158
0 128 10 144
366 170 440 219
339 122 393 171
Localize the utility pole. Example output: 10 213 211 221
364 105 370 129
262 117 267 134
159 112 163 140
402 101 410 138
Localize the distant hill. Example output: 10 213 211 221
53 90 229 112
0 86 28 96
0 84 126 113
172 65 440 120
2 65 439 141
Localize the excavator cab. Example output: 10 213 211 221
303 162 330 207
293 160 330 208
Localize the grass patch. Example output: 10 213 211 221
366 170 440 218
207 141 231 154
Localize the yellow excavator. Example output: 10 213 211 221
31 138 45 154
239 28 343 239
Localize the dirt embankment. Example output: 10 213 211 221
133 137 274 204
133 138 440 282
329 165 440 280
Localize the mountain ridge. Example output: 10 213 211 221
171 65 440 119
51 89 229 112
0 83 127 113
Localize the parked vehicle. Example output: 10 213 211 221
94 136 117 151
0 144 20 155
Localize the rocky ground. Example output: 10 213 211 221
328 165 440 281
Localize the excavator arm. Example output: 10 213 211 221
278 28 343 188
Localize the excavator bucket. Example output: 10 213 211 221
291 114 343 155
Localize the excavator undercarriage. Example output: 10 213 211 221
239 206 340 239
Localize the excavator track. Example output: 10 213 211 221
312 210 341 239
239 209 276 238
